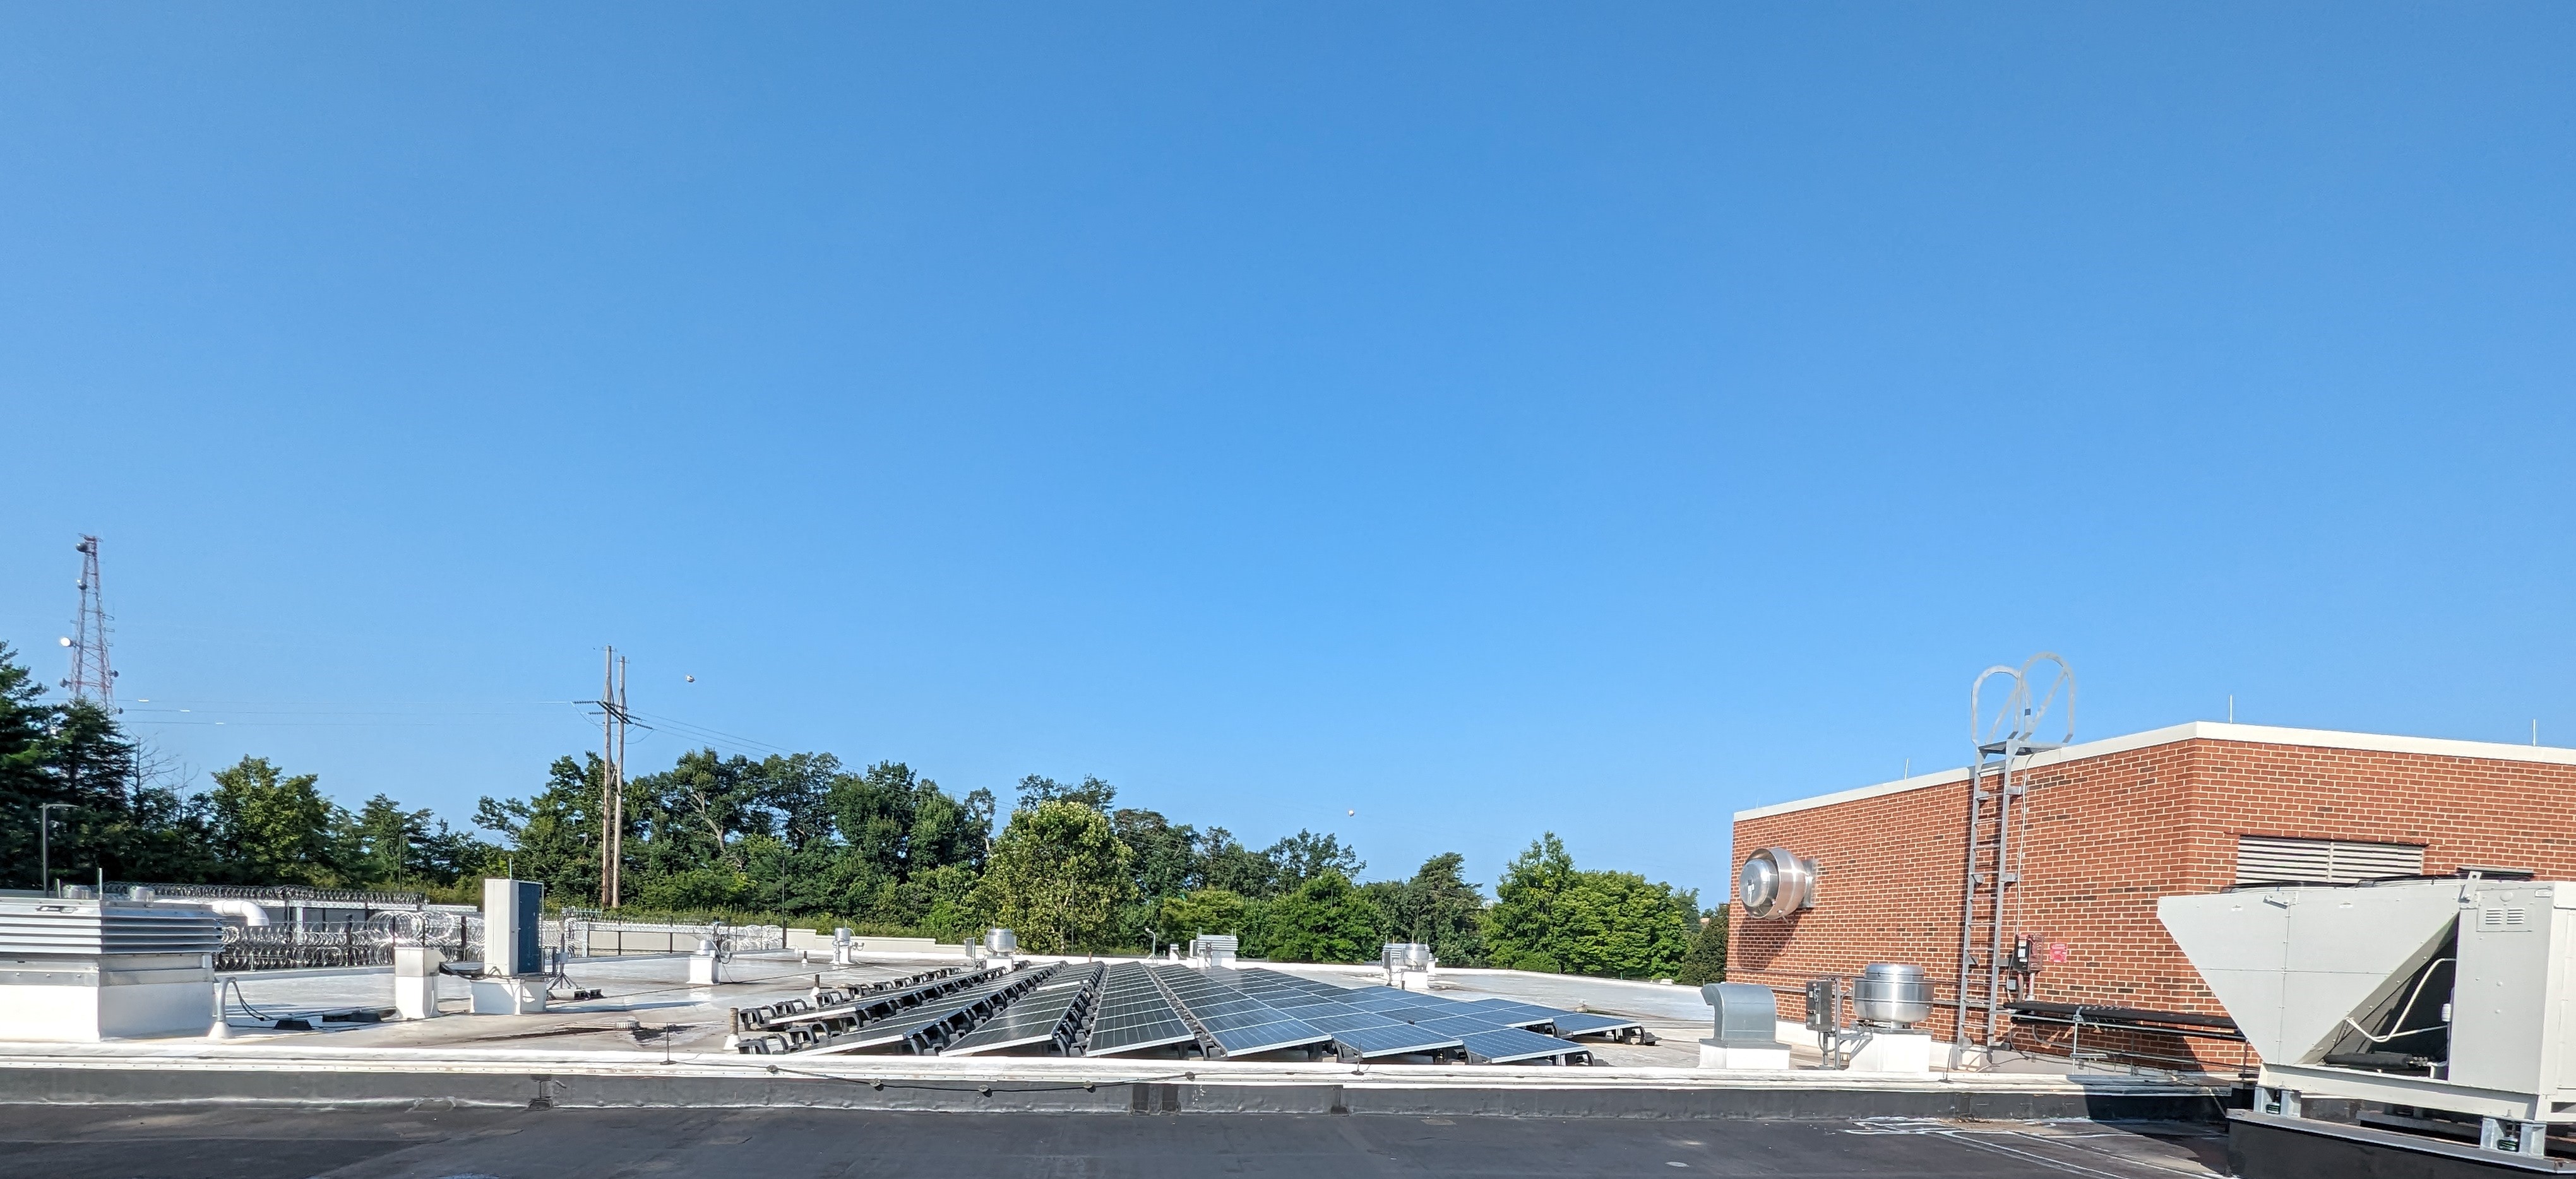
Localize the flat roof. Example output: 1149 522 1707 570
1734 721 2576 822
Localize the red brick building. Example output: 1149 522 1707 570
1727 721 2576 1068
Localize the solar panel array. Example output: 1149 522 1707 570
737 956 1648 1063
733 966 975 1034
735 964 1058 1056
942 964 1105 1056
1148 966 1627 1063
1082 961 1200 1057
1155 966 1334 1057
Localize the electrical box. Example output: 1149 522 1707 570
481 878 544 977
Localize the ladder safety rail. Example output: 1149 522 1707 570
1954 654 2075 1055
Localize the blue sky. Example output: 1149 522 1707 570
3 4 2571 900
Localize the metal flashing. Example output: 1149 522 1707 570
1734 722 2576 822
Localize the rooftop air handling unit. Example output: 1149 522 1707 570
0 894 222 1041
1737 847 1820 919
2160 874 2574 1161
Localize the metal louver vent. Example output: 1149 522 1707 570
2479 907 2530 932
2234 836 2424 885
0 899 225 956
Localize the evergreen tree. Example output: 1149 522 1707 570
0 644 59 889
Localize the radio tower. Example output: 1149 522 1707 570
63 536 116 706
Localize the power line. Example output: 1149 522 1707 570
624 708 799 757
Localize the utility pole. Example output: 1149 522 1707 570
62 536 115 706
599 648 632 909
614 653 628 906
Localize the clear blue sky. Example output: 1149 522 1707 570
4 5 2571 901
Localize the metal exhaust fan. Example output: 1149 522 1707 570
1738 848 1820 918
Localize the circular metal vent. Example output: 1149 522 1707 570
1738 847 1818 919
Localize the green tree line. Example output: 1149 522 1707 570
0 643 1726 980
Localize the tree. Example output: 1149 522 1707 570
1484 833 1577 972
979 800 1134 952
346 793 489 888
1112 807 1199 946
1015 774 1117 812
0 644 61 889
826 761 923 884
206 756 346 886
1198 827 1278 898
1258 870 1382 963
1264 829 1363 891
1552 870 1696 978
1484 834 1695 978
1673 907 1728 986
47 698 221 886
910 863 988 940
348 794 432 886
475 755 606 903
1155 888 1251 944
1374 852 1489 968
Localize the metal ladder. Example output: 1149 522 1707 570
1953 655 2074 1055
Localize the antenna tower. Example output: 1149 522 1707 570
63 536 116 706
599 648 632 908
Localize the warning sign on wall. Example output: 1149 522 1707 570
2047 941 2071 964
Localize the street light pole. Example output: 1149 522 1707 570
37 803 71 897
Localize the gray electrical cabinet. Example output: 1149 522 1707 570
482 878 545 976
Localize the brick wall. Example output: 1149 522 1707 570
1728 733 2576 1065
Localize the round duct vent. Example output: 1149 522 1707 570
1738 848 1819 919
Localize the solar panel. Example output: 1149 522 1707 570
1302 1010 1405 1033
1085 1020 1196 1055
1082 969 1197 1057
1332 1023 1462 1058
941 967 1101 1057
1546 1011 1642 1038
1450 998 1559 1028
1208 1019 1332 1057
1459 1026 1589 1064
